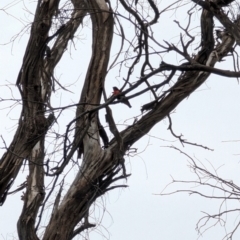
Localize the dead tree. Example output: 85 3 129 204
0 0 240 239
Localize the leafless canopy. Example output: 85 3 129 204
0 0 240 239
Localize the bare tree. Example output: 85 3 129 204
1 0 240 239
160 147 240 240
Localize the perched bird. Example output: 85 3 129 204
112 87 132 108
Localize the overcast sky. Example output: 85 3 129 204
1 0 240 239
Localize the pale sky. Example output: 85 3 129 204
1 0 240 240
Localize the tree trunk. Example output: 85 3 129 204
0 0 239 239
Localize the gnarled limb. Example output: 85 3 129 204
42 0 114 238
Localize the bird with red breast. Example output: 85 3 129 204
112 87 132 108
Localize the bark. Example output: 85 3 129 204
0 0 239 239
43 2 235 239
192 0 240 45
43 0 114 238
16 0 88 238
0 0 59 204
17 140 45 240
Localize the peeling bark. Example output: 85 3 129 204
43 0 114 238
17 140 45 240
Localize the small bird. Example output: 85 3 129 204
112 87 132 108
